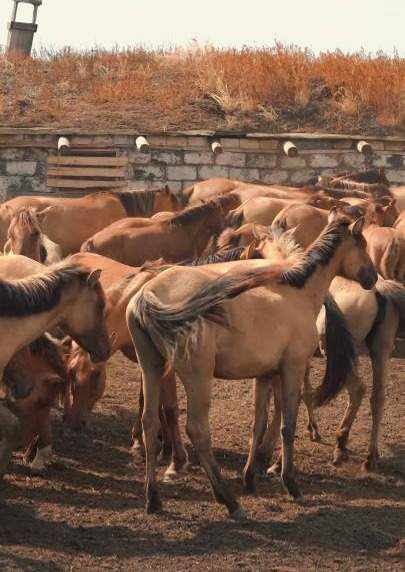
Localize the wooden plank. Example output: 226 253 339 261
47 179 128 189
48 167 127 178
47 156 128 166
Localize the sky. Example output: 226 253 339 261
0 0 404 55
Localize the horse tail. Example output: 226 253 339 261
133 265 278 371
375 278 405 335
313 294 357 407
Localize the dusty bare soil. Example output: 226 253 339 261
1 355 404 571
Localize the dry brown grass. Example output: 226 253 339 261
1 44 405 133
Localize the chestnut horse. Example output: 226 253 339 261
0 255 111 476
0 186 180 255
4 334 67 472
81 193 241 266
4 207 62 264
128 215 376 518
63 252 188 480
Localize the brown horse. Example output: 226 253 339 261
4 206 62 264
81 193 241 266
127 215 376 518
62 252 188 480
0 186 180 256
4 334 67 472
0 255 111 476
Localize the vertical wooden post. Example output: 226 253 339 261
7 1 42 57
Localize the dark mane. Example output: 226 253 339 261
115 189 159 216
280 220 349 288
182 246 256 266
167 194 239 228
0 262 92 317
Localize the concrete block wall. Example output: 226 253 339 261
1 130 405 200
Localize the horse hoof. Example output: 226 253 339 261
162 464 188 483
131 440 145 458
229 506 247 521
242 469 256 494
332 449 349 466
267 462 282 476
146 495 163 514
362 456 379 473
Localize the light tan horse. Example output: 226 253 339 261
0 186 180 255
4 206 62 264
227 193 345 228
183 178 318 206
260 274 405 475
127 215 376 518
0 255 111 475
62 252 188 481
81 194 241 266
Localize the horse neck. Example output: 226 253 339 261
5 282 81 363
295 242 348 316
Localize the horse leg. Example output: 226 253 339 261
131 379 145 455
181 367 245 520
333 368 365 466
128 320 164 514
243 376 272 493
364 305 397 472
30 410 53 473
302 368 321 442
266 378 283 476
0 404 22 476
161 372 188 482
279 360 305 500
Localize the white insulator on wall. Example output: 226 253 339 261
283 140 298 157
57 136 71 155
356 140 372 155
211 140 223 155
136 136 150 153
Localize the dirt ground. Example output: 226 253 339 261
1 354 404 571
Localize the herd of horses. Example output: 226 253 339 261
0 168 404 519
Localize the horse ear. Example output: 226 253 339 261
36 205 57 224
243 241 258 260
351 216 365 236
164 185 170 194
87 268 102 287
328 206 340 223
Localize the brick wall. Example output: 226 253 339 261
1 130 405 201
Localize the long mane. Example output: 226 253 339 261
0 262 91 317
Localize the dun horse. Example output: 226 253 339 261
127 215 377 518
0 186 180 255
0 255 111 475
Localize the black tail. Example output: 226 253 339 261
313 294 357 406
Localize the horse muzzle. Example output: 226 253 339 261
359 267 378 290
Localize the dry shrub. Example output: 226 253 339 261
1 45 404 132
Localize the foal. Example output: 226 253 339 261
128 215 376 518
